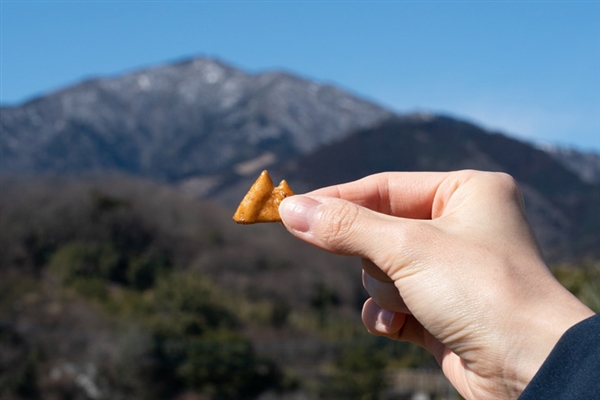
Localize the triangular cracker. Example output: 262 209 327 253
232 170 295 224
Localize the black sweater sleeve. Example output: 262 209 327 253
519 313 600 399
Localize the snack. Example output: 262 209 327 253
232 170 295 224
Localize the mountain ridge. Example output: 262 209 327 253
1 56 598 262
2 56 598 182
1 57 393 180
207 115 599 262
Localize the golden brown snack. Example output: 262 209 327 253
232 170 295 224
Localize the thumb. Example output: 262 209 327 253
279 195 421 272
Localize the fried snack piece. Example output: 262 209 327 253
232 170 295 224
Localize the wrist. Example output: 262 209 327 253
505 281 594 397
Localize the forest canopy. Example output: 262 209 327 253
1 174 598 399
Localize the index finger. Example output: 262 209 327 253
308 171 451 219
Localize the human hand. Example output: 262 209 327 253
279 170 594 399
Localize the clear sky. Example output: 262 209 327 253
2 1 599 151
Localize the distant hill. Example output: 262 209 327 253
542 145 600 185
1 56 598 262
1 57 392 181
213 116 600 263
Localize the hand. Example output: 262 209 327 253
279 170 594 399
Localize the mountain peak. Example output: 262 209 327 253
1 57 393 180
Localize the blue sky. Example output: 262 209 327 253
2 1 599 151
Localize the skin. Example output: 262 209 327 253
279 170 594 400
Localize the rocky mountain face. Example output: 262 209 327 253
1 58 393 181
1 56 598 262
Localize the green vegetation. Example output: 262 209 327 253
0 178 288 398
319 341 389 400
1 176 597 399
552 259 600 313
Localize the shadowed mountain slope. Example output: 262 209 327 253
214 116 599 262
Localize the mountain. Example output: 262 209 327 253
1 57 393 182
541 145 600 185
1 56 598 262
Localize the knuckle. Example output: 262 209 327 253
492 171 519 190
463 170 523 203
490 172 524 203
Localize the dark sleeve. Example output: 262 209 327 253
519 313 600 399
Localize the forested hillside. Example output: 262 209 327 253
1 175 598 399
0 175 422 399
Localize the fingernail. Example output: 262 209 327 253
279 196 322 233
375 308 395 332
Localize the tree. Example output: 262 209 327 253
320 341 389 400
